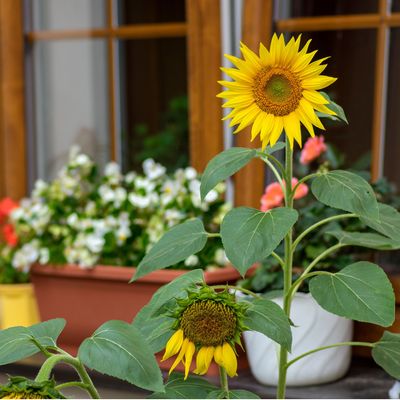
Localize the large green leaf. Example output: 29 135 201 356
200 147 256 201
221 207 298 275
241 298 292 351
327 230 400 250
318 92 348 124
311 170 378 219
78 320 164 392
207 390 260 399
309 262 395 326
0 319 65 365
361 203 400 241
264 142 285 155
149 373 218 399
132 219 208 281
372 331 400 379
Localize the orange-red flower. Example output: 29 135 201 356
300 136 327 165
260 178 308 212
0 197 18 224
2 224 18 247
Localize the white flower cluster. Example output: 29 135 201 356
9 149 231 271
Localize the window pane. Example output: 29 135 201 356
276 0 377 18
291 30 376 165
32 0 106 30
118 0 185 24
393 0 400 12
33 39 109 181
384 29 400 189
118 38 188 173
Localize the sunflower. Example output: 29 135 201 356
161 287 248 379
218 33 337 148
0 377 65 399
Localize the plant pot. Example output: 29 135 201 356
242 292 353 386
353 272 400 357
31 263 250 375
0 283 40 329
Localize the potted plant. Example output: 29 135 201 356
0 198 40 329
7 149 245 356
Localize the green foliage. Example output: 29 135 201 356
201 147 256 201
78 320 164 392
319 92 348 124
241 298 292 351
327 230 400 250
207 389 260 399
309 262 395 326
311 170 379 219
0 319 65 365
221 207 298 275
372 331 400 379
149 373 218 399
132 219 208 281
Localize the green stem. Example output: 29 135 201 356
211 285 261 299
285 341 375 370
219 366 230 399
289 173 319 202
35 355 100 399
259 154 285 191
287 270 332 300
277 141 293 400
55 381 89 391
30 338 54 358
271 251 285 268
208 233 221 238
292 213 358 251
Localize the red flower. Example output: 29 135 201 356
260 178 309 212
0 197 18 224
300 136 327 165
2 223 18 247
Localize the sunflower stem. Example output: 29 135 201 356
277 140 294 400
219 366 230 398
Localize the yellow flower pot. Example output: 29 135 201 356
0 284 40 329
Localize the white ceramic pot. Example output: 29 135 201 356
243 292 353 386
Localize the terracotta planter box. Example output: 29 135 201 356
31 264 250 375
353 272 400 357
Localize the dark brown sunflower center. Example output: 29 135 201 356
253 67 302 116
180 300 237 347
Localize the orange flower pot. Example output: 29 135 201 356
31 264 251 375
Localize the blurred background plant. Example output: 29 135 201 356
0 147 230 283
240 135 400 294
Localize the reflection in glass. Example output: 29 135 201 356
119 37 188 173
33 40 109 181
32 0 106 30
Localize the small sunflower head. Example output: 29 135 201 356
0 376 65 399
162 286 248 379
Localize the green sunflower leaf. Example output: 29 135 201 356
326 230 400 250
264 142 285 155
0 319 66 365
372 331 400 379
149 372 218 399
221 207 298 275
78 320 164 393
200 147 257 201
361 203 400 241
207 390 260 399
311 170 379 219
319 92 348 124
309 262 395 326
132 219 208 281
242 298 292 351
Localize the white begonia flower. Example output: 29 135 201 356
85 201 97 216
10 206 24 221
105 161 121 177
135 177 156 193
205 189 218 203
143 158 166 180
114 187 127 207
67 213 79 229
105 215 117 228
59 175 78 196
39 248 50 264
125 171 137 184
12 241 40 272
161 180 180 205
116 225 131 245
32 180 48 198
129 193 151 209
85 234 105 253
189 179 201 196
184 254 199 267
184 167 197 180
75 154 91 166
214 248 228 266
98 185 116 203
164 209 185 227
174 168 185 182
92 219 109 236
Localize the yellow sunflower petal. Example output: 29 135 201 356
221 67 254 84
184 341 196 379
169 338 189 375
222 95 254 108
162 329 184 361
298 63 327 80
260 114 274 141
224 54 258 76
295 108 315 138
312 103 337 116
251 112 266 141
302 75 337 90
259 42 271 64
240 42 262 68
299 99 325 130
221 343 238 378
194 346 215 375
284 112 302 148
269 116 284 146
302 90 329 105
214 345 224 366
292 50 317 73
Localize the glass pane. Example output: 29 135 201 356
33 39 109 181
118 0 185 25
393 0 400 12
384 29 400 189
291 30 376 166
118 37 188 173
32 0 106 30
276 0 377 18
